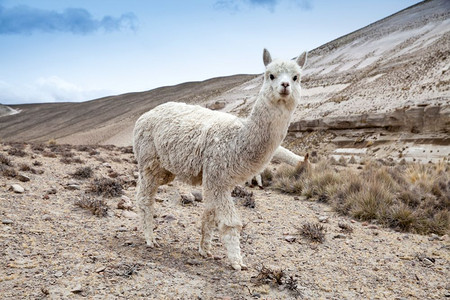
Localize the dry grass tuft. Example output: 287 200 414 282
299 222 325 243
75 195 109 217
0 153 12 166
72 166 94 179
272 157 450 235
88 177 123 197
252 265 301 297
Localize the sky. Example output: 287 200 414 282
0 0 421 105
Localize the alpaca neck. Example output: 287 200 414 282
238 94 295 165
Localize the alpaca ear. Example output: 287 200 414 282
296 51 307 68
263 48 272 66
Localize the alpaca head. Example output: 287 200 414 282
261 49 307 108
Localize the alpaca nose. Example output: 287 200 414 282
281 82 290 88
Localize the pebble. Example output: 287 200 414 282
318 216 329 223
1 218 13 225
284 235 297 243
42 214 51 221
191 190 203 202
95 266 106 273
122 211 138 219
181 193 195 205
117 195 133 210
70 284 83 293
66 184 80 190
54 271 63 278
186 259 202 266
333 234 346 239
428 234 440 241
10 184 25 193
16 174 30 182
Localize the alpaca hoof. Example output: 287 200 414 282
231 261 247 271
145 239 160 248
199 247 212 258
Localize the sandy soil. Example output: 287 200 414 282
1 143 449 299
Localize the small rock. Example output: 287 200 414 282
42 214 51 221
181 193 195 205
95 266 106 273
186 259 202 266
102 163 111 168
16 174 30 182
284 235 296 243
66 184 80 190
70 284 83 293
46 188 57 195
191 190 203 202
122 210 138 219
1 218 13 225
368 225 378 230
333 234 346 239
155 197 164 203
440 234 449 241
429 234 440 241
10 184 24 193
133 172 139 179
318 216 329 223
163 214 177 222
54 271 63 278
117 195 133 210
293 196 300 201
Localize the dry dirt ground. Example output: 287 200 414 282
1 143 449 299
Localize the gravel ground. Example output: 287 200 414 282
1 144 449 299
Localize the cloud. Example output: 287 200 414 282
0 76 110 104
0 4 138 35
215 0 312 11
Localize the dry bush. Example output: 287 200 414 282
88 177 123 197
42 151 57 158
299 222 325 243
18 163 31 172
121 146 133 154
8 147 27 157
61 151 74 158
0 153 12 166
75 195 109 217
30 143 45 152
72 166 94 179
272 158 450 235
232 186 255 208
1 166 18 178
252 265 301 297
33 161 42 166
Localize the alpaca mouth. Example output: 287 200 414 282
279 91 290 96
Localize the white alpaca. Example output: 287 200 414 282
133 49 307 270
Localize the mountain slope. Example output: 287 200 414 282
0 75 256 145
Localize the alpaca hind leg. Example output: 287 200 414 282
199 209 215 257
137 175 158 247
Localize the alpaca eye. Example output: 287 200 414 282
293 75 298 81
269 74 275 80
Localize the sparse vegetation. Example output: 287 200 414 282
0 153 12 166
72 166 94 179
273 158 450 235
75 195 109 217
88 177 123 197
299 222 326 243
252 265 301 298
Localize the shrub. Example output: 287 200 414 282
75 195 108 217
72 166 94 179
8 147 27 157
88 177 123 197
0 153 12 166
299 222 325 243
272 158 449 235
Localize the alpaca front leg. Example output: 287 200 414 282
199 209 215 257
220 224 247 271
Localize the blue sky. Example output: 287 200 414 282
0 0 420 104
